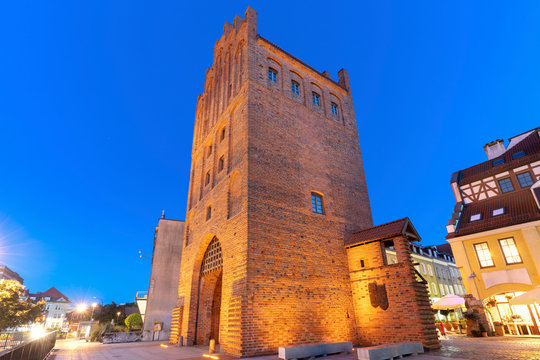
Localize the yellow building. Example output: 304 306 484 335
446 128 540 335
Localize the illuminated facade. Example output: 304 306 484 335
385 243 465 301
446 128 540 335
170 8 438 355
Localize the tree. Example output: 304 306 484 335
0 280 45 332
124 313 142 331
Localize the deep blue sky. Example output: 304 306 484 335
1 1 539 304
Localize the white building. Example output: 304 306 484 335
29 287 71 330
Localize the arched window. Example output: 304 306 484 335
201 237 222 275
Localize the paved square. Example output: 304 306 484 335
51 336 540 360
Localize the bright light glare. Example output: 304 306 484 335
31 326 45 339
160 344 169 348
76 303 88 312
92 302 98 308
203 354 219 359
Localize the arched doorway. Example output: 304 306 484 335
195 237 223 345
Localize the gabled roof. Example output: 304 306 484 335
447 189 540 238
345 217 420 247
456 130 540 185
29 287 70 303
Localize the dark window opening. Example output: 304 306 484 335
206 206 212 220
205 171 211 185
218 156 224 172
493 158 505 166
512 151 525 159
220 128 226 142
382 240 397 265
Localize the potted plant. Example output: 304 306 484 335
479 323 488 337
463 311 480 337
492 321 504 336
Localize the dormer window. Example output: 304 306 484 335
512 151 525 159
470 213 482 222
493 158 505 166
492 207 505 216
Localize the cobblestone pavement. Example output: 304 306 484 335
51 340 456 360
432 335 540 360
51 336 539 360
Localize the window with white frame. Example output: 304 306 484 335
331 102 338 115
428 265 433 276
439 284 445 296
474 242 494 268
431 283 437 295
291 80 299 95
268 68 277 83
499 238 522 264
312 92 321 106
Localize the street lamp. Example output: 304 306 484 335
90 303 98 321
116 311 121 324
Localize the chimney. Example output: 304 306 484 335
483 139 506 160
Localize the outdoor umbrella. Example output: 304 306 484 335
509 286 540 306
432 294 465 310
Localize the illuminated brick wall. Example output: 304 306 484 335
170 7 442 357
347 236 440 349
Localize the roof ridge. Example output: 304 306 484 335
352 217 408 234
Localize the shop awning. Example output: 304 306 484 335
431 294 465 310
509 286 540 306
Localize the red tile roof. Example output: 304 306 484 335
458 130 540 185
29 287 70 302
447 189 540 238
345 217 420 247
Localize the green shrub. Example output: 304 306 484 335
124 313 142 330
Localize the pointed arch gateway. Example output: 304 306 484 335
195 237 223 345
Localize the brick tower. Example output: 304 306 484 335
171 8 373 356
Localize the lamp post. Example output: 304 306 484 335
116 311 121 325
90 303 98 321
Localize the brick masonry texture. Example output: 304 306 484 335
170 7 436 357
